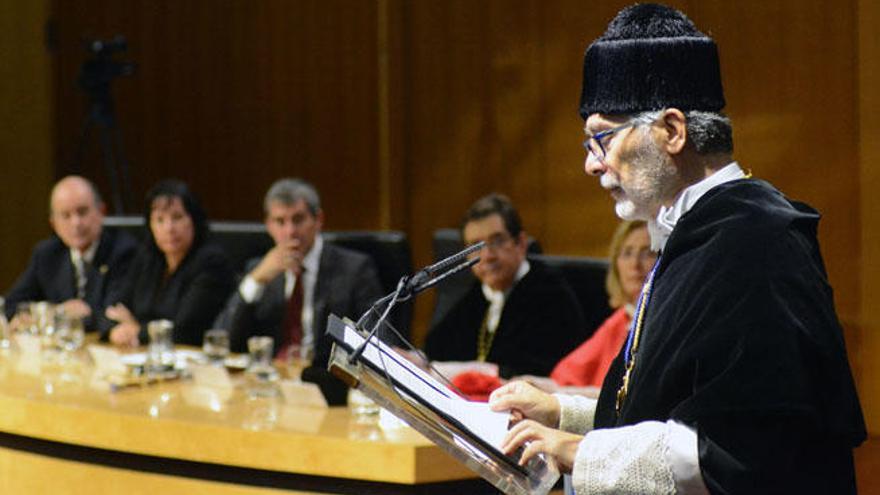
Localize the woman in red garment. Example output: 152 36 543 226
549 220 655 388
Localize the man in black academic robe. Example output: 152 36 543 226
590 179 865 493
487 5 865 494
424 193 586 378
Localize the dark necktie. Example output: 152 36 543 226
278 270 304 359
74 257 89 299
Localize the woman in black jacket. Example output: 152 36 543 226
105 179 234 347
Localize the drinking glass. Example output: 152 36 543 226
242 395 279 431
31 301 55 343
146 319 175 375
54 310 85 354
202 329 230 365
13 302 35 334
245 336 279 397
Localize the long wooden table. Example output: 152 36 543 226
0 348 491 494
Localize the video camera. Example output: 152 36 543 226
78 35 135 95
86 35 129 57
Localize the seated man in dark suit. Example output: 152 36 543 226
214 178 383 404
424 193 586 378
4 176 138 332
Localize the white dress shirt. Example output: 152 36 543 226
480 259 530 335
238 235 324 350
648 162 746 252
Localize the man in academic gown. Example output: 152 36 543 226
4 176 137 333
425 193 586 378
488 4 865 494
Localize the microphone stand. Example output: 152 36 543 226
347 276 408 364
408 256 479 295
348 242 484 365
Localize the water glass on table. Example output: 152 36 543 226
245 336 279 397
202 329 230 365
12 302 35 335
31 301 55 344
54 310 85 355
146 319 175 376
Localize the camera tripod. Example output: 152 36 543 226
71 36 135 215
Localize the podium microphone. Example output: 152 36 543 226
348 241 485 364
355 240 485 329
408 256 479 295
404 240 485 297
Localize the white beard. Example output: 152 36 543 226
614 199 641 220
602 134 675 221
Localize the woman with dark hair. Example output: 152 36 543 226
104 179 234 347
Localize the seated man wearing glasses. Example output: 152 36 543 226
424 193 586 378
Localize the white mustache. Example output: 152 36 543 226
600 173 620 190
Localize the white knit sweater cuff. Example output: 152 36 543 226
573 420 673 495
571 420 708 495
555 393 596 434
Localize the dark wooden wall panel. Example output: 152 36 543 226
0 0 54 295
52 0 381 228
856 0 880 489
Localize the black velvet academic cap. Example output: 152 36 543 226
579 3 726 119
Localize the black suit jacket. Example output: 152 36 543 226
4 228 138 332
424 259 587 378
216 242 383 362
107 242 235 346
214 242 383 404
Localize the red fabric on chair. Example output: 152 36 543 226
550 307 630 387
451 371 503 402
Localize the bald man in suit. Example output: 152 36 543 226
5 176 137 333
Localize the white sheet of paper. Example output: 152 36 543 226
449 400 510 448
341 324 509 450
87 345 126 375
118 349 202 369
15 351 41 376
343 326 458 401
190 363 233 389
279 379 328 408
15 334 41 356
